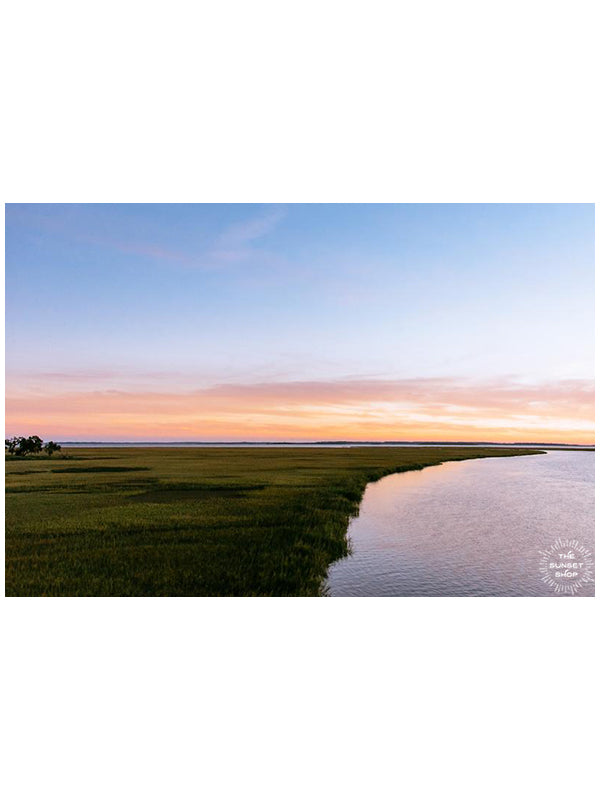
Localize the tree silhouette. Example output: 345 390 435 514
43 441 62 456
6 435 48 456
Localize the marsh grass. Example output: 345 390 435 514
5 446 541 596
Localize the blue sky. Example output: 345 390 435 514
5 204 595 441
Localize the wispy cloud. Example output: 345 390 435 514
9 204 287 272
109 209 287 270
6 376 595 443
214 209 286 247
107 241 195 265
103 210 287 271
203 208 287 269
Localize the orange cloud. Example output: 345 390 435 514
5 377 595 443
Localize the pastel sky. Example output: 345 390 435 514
5 203 595 443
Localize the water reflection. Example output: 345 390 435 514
326 451 595 597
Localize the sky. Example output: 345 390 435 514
5 203 595 443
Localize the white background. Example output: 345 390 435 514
2 1 598 799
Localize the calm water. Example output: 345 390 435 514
326 451 595 597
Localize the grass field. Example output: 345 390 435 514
5 446 543 596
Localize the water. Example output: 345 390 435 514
327 451 595 597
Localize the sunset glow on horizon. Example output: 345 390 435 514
5 376 595 444
6 204 595 444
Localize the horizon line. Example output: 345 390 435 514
54 439 595 447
